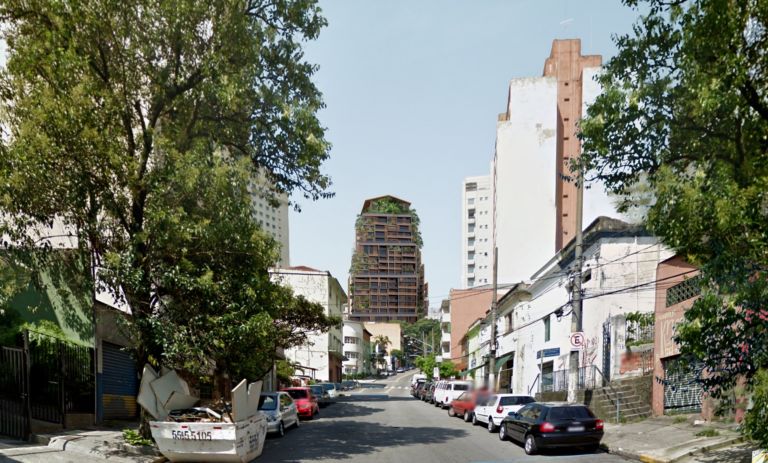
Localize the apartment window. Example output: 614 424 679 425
466 182 477 192
468 224 475 233
467 265 475 274
468 238 475 247
467 278 475 286
344 336 359 345
468 209 476 219
344 351 359 359
468 251 475 261
468 198 475 205
544 315 551 342
505 313 513 332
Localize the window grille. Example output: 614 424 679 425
666 275 702 307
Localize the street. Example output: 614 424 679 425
260 371 631 463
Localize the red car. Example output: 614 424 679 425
449 389 490 422
281 387 319 419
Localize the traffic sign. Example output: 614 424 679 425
570 332 585 349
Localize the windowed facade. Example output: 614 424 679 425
462 176 492 288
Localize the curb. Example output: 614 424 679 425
603 435 745 463
40 433 166 463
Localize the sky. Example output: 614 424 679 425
289 0 644 311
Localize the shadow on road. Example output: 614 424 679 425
262 420 468 462
318 402 385 418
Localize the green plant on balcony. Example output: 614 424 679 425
625 311 654 349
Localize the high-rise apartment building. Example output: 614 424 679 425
348 195 428 323
461 175 493 288
488 38 617 285
251 190 290 266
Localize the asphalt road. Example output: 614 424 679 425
260 371 633 463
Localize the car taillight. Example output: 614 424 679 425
540 422 556 433
496 405 504 414
595 419 604 430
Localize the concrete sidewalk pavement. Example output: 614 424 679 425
1 430 164 463
601 415 749 463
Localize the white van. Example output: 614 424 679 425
434 380 473 409
411 373 427 387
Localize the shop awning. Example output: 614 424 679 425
494 353 514 371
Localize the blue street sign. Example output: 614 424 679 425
536 348 561 359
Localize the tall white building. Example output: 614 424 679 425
252 193 290 266
461 175 493 288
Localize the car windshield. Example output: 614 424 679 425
258 395 277 410
321 383 335 391
548 406 595 420
456 392 469 401
310 386 324 395
285 389 308 399
499 396 535 406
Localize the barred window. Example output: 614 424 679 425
344 336 359 345
344 351 359 359
666 276 702 307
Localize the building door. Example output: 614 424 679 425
602 321 611 382
101 342 138 420
663 357 703 413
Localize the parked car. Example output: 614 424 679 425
419 381 433 401
499 402 604 455
434 380 473 409
310 384 331 407
432 380 448 406
425 382 438 403
258 392 300 437
411 379 426 397
320 382 339 400
396 367 405 373
448 389 490 422
281 387 319 419
340 380 359 391
472 393 536 432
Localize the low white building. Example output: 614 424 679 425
494 217 673 396
270 266 346 383
440 299 451 358
342 320 371 376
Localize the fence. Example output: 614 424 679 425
540 366 603 393
0 330 94 438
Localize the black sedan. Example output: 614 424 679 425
498 402 604 455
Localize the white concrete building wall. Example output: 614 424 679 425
466 322 491 388
253 194 290 266
271 268 345 382
462 175 493 288
440 301 451 357
509 235 673 396
342 321 365 374
493 77 558 285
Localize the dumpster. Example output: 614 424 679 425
138 364 268 462
150 413 267 462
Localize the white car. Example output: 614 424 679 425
320 382 338 399
258 392 300 437
434 380 473 408
472 394 536 432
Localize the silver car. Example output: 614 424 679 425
258 392 300 437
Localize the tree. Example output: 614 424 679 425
0 0 333 433
373 335 391 371
414 354 459 380
390 349 404 369
578 0 768 444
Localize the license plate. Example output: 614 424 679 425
567 426 585 432
171 429 213 440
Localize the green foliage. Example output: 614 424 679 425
414 354 459 380
694 428 719 438
625 311 654 347
122 428 153 447
578 0 768 446
744 369 768 446
357 198 424 248
673 416 687 424
0 0 333 403
275 359 298 385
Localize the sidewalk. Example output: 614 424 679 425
0 429 165 463
601 415 748 463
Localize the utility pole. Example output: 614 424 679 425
568 168 585 402
486 247 499 391
421 332 426 357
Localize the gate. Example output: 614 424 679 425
0 345 30 440
663 358 703 413
28 331 95 425
602 320 611 382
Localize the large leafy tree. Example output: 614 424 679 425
578 0 768 443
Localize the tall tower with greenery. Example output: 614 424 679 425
349 196 428 323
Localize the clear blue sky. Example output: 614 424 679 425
290 0 643 310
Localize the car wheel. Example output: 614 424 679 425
464 411 472 422
487 418 496 432
472 414 479 426
294 414 300 428
448 407 456 417
277 421 285 437
586 443 600 453
499 424 507 441
524 434 538 455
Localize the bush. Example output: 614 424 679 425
123 429 153 446
744 368 768 448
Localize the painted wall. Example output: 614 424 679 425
342 320 371 375
507 231 672 396
271 268 346 382
363 321 402 371
493 76 558 285
651 256 700 416
448 287 494 369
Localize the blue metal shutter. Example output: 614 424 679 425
102 342 138 419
